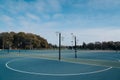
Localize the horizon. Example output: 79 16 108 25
1 31 120 46
1 0 120 46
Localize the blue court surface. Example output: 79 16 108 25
0 50 120 80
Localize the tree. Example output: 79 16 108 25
94 42 102 50
0 32 49 49
82 42 87 49
87 43 95 50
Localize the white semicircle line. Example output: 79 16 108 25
5 58 112 76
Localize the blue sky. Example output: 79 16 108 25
0 0 120 45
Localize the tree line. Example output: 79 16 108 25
68 41 120 50
0 32 49 49
0 32 120 50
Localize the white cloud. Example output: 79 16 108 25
26 13 40 21
52 13 65 20
1 15 14 27
16 15 59 32
0 0 62 15
41 21 59 28
43 27 120 45
1 0 120 46
30 0 62 13
66 28 120 44
22 27 120 46
2 15 13 22
88 0 120 10
0 0 29 14
46 0 62 12
42 14 51 20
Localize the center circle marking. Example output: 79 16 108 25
5 58 112 76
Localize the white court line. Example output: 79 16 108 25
5 58 112 76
